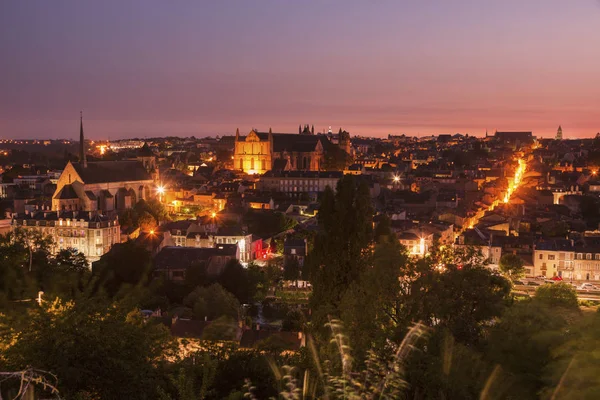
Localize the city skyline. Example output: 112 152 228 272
2 0 600 139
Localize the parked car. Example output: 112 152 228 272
527 281 541 286
513 280 526 286
578 283 599 291
535 275 547 280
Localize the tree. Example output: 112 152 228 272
218 260 250 304
433 265 511 345
309 176 374 327
534 282 579 309
541 311 600 399
374 214 392 243
201 316 238 341
487 300 574 398
1 298 174 399
92 241 153 297
184 284 240 321
283 257 300 282
499 253 526 280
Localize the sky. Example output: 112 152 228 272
1 0 600 140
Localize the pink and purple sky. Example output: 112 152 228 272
1 0 599 139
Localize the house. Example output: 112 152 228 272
243 195 274 210
153 244 239 281
283 238 308 267
214 226 254 263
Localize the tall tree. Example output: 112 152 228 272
309 175 373 326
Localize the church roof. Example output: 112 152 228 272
238 132 328 153
72 161 152 184
54 184 79 199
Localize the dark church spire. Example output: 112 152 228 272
80 111 87 168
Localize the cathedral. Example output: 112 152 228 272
52 114 156 212
233 125 351 174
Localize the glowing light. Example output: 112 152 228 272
156 186 165 195
247 169 257 175
593 170 598 176
211 212 217 218
393 175 400 183
149 230 155 235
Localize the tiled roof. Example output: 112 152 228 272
72 161 151 184
238 132 328 153
154 246 237 270
54 184 79 199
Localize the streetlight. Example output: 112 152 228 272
156 185 165 202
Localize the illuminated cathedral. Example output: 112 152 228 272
233 125 351 174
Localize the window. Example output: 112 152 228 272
291 248 296 255
539 254 543 260
577 253 583 260
587 254 593 260
596 254 600 260
96 230 100 237
548 255 555 261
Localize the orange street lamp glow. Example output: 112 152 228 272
211 212 217 218
149 230 155 235
393 175 400 183
156 185 165 195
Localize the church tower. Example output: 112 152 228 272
556 125 563 140
79 111 87 168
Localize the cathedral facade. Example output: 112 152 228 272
233 125 351 174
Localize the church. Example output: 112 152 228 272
52 114 156 212
233 124 351 174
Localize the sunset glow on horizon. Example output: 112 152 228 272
2 0 600 139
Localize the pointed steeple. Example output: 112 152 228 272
269 127 272 134
556 125 563 140
79 111 87 168
299 124 302 134
235 128 240 140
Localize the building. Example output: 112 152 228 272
283 238 308 267
233 127 350 174
556 125 563 140
533 239 574 279
153 244 239 281
52 115 155 212
398 230 433 257
11 210 120 264
259 171 343 199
